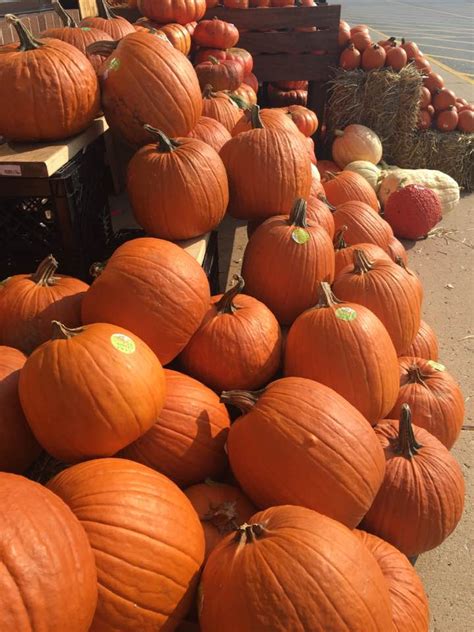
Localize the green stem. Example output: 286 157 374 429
215 275 245 315
289 199 308 227
5 14 43 50
52 1 77 28
31 255 59 285
396 404 423 458
143 125 179 152
220 389 265 413
249 105 264 129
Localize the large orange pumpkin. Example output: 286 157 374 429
323 171 380 211
19 322 165 462
81 238 210 365
354 530 430 632
80 0 135 38
0 15 99 142
241 199 335 324
223 377 386 527
187 115 232 152
92 31 202 146
400 319 439 360
0 255 89 354
199 505 395 632
388 357 464 449
122 369 230 486
333 227 392 275
332 248 422 354
127 126 228 240
332 200 393 249
362 405 465 557
184 480 256 560
48 458 205 632
220 106 312 221
202 85 242 132
180 275 281 391
0 347 41 473
231 107 298 136
285 282 399 423
138 0 206 25
0 473 97 631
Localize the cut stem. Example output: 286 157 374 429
406 364 430 388
288 199 308 227
52 1 77 28
96 0 118 20
215 275 245 315
143 125 179 152
220 389 265 413
5 14 43 50
316 281 342 308
86 39 118 56
352 248 374 274
51 321 84 340
396 403 423 458
333 226 349 250
31 255 59 286
234 522 267 544
249 105 264 130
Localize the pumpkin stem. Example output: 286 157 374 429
51 321 84 340
31 255 59 286
234 522 267 545
202 84 215 99
220 389 265 413
249 105 264 130
316 281 342 308
334 129 344 138
288 199 308 227
51 1 77 28
86 39 118 56
406 364 429 387
208 55 220 65
96 0 118 20
216 275 245 315
317 193 336 211
5 14 43 50
89 260 107 278
396 404 423 458
353 248 374 274
333 226 349 250
143 125 180 152
202 501 240 534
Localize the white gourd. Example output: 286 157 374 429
344 161 381 191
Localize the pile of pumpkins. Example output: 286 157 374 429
0 5 467 632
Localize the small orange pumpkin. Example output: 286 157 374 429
436 106 459 132
385 44 407 71
339 43 361 69
361 43 386 70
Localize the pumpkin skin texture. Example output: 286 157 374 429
184 481 256 560
220 106 312 221
333 228 392 276
400 320 439 361
196 58 244 91
332 200 393 249
0 347 41 473
0 473 98 632
19 322 165 462
354 530 430 632
0 255 89 354
387 236 409 265
139 0 206 25
332 248 422 354
187 115 232 152
223 377 386 527
81 238 210 365
0 15 100 142
284 104 318 136
202 86 242 132
158 22 192 55
98 31 202 147
362 405 465 557
241 200 335 325
307 191 335 238
199 505 395 632
121 369 230 487
193 18 239 49
48 458 205 632
180 275 282 391
388 357 464 449
81 0 135 38
285 283 399 424
127 127 228 240
323 170 380 211
232 107 298 136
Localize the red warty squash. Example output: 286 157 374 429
138 0 206 24
187 115 232 152
0 255 89 354
80 0 135 38
48 458 205 631
400 320 439 360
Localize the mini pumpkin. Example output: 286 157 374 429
138 0 206 24
196 57 244 91
193 17 239 48
362 43 386 70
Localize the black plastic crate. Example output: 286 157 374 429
0 138 113 281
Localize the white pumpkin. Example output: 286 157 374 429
311 163 321 182
332 124 383 168
344 161 381 191
378 167 460 215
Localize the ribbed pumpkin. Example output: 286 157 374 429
0 473 97 631
0 15 100 142
80 0 135 38
285 282 399 423
344 160 381 190
332 248 422 354
231 83 258 107
0 255 89 354
332 200 393 249
231 107 298 136
354 530 430 632
184 480 256 560
333 227 392 275
122 369 230 486
91 31 202 146
180 275 282 391
19 322 165 462
196 57 244 91
0 347 41 473
400 320 439 360
221 107 312 221
187 115 232 152
127 126 228 240
193 17 239 48
307 190 335 238
139 0 205 24
388 357 464 449
202 85 242 132
362 405 465 557
41 1 113 72
323 171 380 211
223 377 385 527
199 505 395 632
81 238 210 365
284 104 318 136
241 200 335 325
158 22 192 55
48 458 205 632
332 124 383 167
387 236 409 265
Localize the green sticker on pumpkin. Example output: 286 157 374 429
111 333 136 354
335 306 357 322
427 360 445 372
291 227 310 244
81 27 91 31
108 57 121 72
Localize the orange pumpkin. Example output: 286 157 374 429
230 83 258 107
338 20 351 48
458 109 474 133
433 88 456 111
81 238 210 365
202 85 242 132
48 458 205 631
401 38 420 58
387 236 409 265
241 200 335 325
362 43 386 70
0 473 98 631
193 17 239 48
333 227 392 275
223 378 386 527
285 282 399 423
332 201 393 249
80 0 135 38
138 0 206 24
385 44 407 71
267 83 308 107
339 43 361 70
388 357 464 449
351 30 372 52
196 57 244 91
436 106 459 132
232 107 298 136
284 104 318 136
0 255 89 354
307 189 335 238
158 22 192 55
399 320 439 361
187 115 232 152
180 275 282 391
127 126 228 240
323 170 380 210
424 71 444 93
184 480 256 560
0 347 41 473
